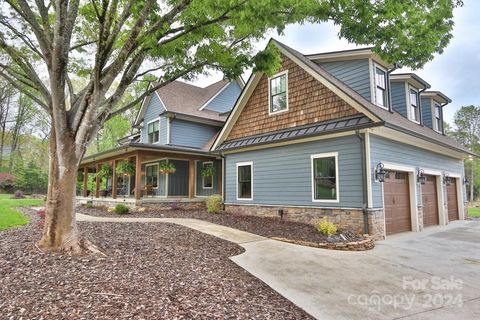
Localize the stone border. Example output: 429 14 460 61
271 236 375 251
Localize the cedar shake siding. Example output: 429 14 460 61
225 56 360 141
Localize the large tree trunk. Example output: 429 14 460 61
37 130 102 255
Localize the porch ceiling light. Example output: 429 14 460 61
417 169 426 185
375 162 386 183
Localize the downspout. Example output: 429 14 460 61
440 103 448 135
418 86 428 126
219 152 226 209
386 62 401 113
356 130 369 235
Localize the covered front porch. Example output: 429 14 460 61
77 144 222 204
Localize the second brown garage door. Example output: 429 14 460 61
384 171 411 235
422 175 439 227
447 179 459 221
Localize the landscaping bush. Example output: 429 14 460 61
13 162 48 194
11 190 25 199
37 209 46 229
317 217 337 236
0 172 15 193
205 194 223 214
114 204 129 214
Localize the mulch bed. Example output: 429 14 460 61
0 210 313 319
78 205 366 244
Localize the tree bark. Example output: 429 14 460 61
470 164 474 202
38 129 102 254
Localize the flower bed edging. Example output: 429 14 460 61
271 236 375 251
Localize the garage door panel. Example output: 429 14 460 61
384 171 411 235
422 175 439 227
447 179 459 221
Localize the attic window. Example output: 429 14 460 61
409 88 420 123
434 103 442 132
147 119 160 143
269 71 288 115
374 66 388 108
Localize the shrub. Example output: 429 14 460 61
114 204 129 214
0 172 15 192
11 190 25 199
37 210 46 229
317 217 337 236
205 194 223 214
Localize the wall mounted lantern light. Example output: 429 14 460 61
375 162 387 183
443 173 452 186
417 169 426 185
463 177 469 185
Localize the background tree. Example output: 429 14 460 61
448 105 480 201
0 0 463 254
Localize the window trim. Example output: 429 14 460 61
202 161 214 190
311 152 340 203
145 163 159 189
236 161 253 201
146 117 161 144
432 100 442 133
268 70 289 116
406 85 420 124
372 62 389 110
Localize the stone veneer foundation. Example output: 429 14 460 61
225 204 387 239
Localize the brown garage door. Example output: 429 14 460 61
422 175 439 227
384 171 411 235
447 179 459 221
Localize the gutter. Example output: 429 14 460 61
355 130 369 235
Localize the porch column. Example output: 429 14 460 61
83 167 88 197
112 160 117 199
188 159 195 199
135 153 142 200
95 164 100 198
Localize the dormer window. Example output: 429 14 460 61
147 119 160 143
434 103 442 132
409 88 420 123
374 65 388 108
268 71 288 115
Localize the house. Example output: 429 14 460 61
211 39 474 239
78 79 243 205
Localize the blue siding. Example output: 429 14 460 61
140 93 168 144
421 98 433 129
204 82 242 113
141 162 167 196
168 160 189 196
196 160 221 196
170 119 219 149
369 135 465 208
225 136 364 208
318 59 371 102
391 82 407 118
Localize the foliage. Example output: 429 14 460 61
97 164 113 180
114 204 130 215
317 218 337 236
0 194 43 230
468 207 480 217
116 161 135 176
201 165 216 178
205 194 223 214
0 172 14 192
13 161 48 194
159 162 176 174
11 190 25 199
37 209 46 229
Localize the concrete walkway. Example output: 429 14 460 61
78 213 480 320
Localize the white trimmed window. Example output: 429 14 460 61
409 88 420 123
434 103 442 132
145 164 159 188
374 65 388 108
147 119 160 143
202 161 213 189
268 71 288 114
311 153 339 202
236 162 253 200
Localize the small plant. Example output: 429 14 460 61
96 164 112 179
11 190 25 199
114 204 129 214
116 161 135 176
37 210 46 229
0 172 15 192
159 161 176 174
317 217 337 236
205 194 223 214
201 165 216 178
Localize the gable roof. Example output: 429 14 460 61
135 79 242 126
212 39 474 157
390 73 431 90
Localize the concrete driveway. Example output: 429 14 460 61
231 220 480 320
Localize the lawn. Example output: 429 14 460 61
0 194 44 230
468 207 480 217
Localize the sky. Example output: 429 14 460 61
193 0 480 125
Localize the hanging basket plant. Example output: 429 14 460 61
96 164 112 179
159 161 176 174
116 160 135 176
201 165 216 178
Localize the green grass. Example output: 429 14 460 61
468 207 480 217
0 194 44 230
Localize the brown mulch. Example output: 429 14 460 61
0 210 313 319
78 205 365 244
